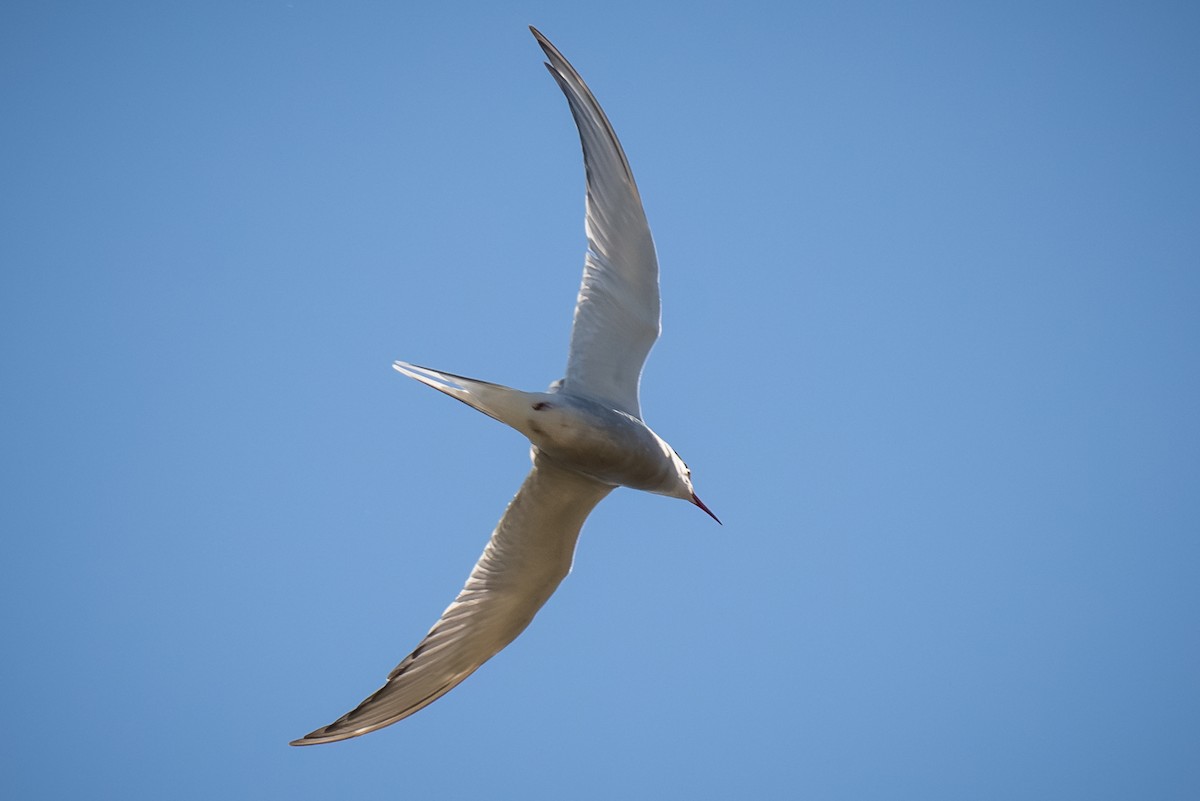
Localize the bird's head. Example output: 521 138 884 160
664 447 721 525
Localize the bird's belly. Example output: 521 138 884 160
523 399 672 490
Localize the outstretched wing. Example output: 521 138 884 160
291 455 612 745
533 26 660 419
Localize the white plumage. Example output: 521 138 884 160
292 26 716 746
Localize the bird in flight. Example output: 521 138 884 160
291 26 718 746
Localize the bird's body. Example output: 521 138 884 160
394 363 689 492
292 26 716 747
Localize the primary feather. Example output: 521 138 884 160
532 26 661 419
291 456 611 745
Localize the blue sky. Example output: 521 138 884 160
3 1 1198 798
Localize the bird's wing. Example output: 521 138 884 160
291 454 612 745
533 26 660 419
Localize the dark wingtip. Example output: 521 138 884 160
289 724 337 746
289 725 353 747
529 25 565 65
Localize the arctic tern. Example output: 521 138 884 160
292 26 717 746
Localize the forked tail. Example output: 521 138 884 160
392 361 542 436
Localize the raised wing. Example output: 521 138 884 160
533 26 660 418
291 455 612 745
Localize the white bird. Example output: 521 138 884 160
291 26 718 746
